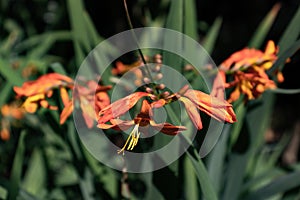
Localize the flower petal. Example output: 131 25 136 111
184 89 237 123
179 97 203 130
98 92 150 123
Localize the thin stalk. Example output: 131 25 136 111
123 0 154 82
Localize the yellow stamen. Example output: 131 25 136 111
117 124 140 155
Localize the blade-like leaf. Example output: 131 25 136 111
22 149 46 198
8 131 27 200
203 17 222 54
245 170 300 200
248 4 281 48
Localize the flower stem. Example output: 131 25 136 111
123 0 154 83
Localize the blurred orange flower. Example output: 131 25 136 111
14 73 73 113
0 103 25 141
213 41 282 103
13 73 111 128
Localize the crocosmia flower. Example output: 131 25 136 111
13 73 111 128
14 73 73 113
212 40 283 103
98 83 237 154
98 100 186 155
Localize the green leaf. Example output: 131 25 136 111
248 4 281 48
163 0 184 73
49 63 67 75
8 131 27 200
184 0 198 40
184 156 199 200
186 148 218 200
0 83 12 106
164 104 218 199
22 149 46 198
67 0 91 66
0 59 24 86
207 125 231 195
278 5 300 54
229 100 246 148
269 39 300 73
223 153 249 200
202 17 222 54
245 170 300 200
79 168 95 200
269 88 300 94
0 185 8 200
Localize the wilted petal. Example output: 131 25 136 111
179 97 203 130
98 92 150 124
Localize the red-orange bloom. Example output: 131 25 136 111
13 73 111 128
98 100 186 154
213 41 281 103
220 40 278 71
0 103 26 141
13 73 73 113
179 88 237 130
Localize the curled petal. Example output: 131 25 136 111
98 92 150 124
179 97 202 130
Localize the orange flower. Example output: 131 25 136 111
220 40 278 71
98 100 186 154
1 103 25 120
13 73 111 128
60 80 111 128
179 88 237 130
98 92 153 124
225 68 276 103
1 103 25 141
14 73 73 113
213 41 281 103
